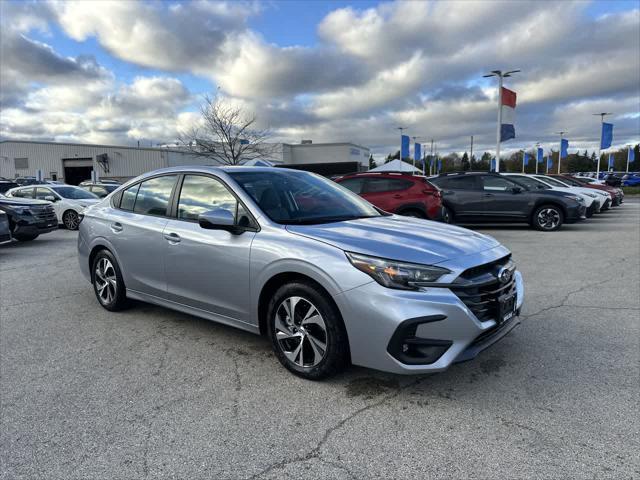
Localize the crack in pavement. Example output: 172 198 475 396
244 377 425 480
521 262 630 321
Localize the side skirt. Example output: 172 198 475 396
126 289 261 335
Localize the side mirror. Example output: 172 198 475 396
198 208 239 233
44 195 56 202
512 186 523 194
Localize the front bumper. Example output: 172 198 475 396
334 270 524 374
565 204 586 223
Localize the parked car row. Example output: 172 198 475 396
334 171 624 232
0 180 123 243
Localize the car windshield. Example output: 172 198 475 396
227 170 382 224
539 176 568 187
510 176 548 190
51 186 99 199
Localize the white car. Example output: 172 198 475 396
503 173 602 217
6 184 100 230
531 175 610 213
573 176 606 185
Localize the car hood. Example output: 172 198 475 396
73 198 100 208
286 215 501 265
0 197 51 207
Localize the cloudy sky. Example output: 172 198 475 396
1 0 638 159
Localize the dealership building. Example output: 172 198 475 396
0 140 370 184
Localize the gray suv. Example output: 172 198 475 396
78 167 524 379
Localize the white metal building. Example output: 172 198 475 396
0 140 369 184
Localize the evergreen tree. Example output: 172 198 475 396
461 152 470 171
368 154 377 170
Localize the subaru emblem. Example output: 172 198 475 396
497 267 512 284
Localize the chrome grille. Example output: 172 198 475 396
31 205 57 223
451 255 516 323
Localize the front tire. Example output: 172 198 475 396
532 205 564 232
63 210 80 230
267 281 349 380
92 250 129 311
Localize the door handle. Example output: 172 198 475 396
483 193 494 197
163 232 181 243
111 222 123 233
444 190 454 195
392 194 403 199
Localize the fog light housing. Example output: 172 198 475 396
387 315 452 365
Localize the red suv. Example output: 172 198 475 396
334 172 443 220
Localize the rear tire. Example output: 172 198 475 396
267 281 349 380
92 249 129 311
400 209 426 219
532 205 564 232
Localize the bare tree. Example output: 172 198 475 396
180 94 278 165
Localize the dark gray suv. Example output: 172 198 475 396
430 172 586 231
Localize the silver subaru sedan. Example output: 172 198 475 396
78 166 524 379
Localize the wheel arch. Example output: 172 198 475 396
257 272 345 341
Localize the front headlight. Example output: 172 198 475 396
346 252 450 290
567 195 584 204
584 192 597 198
11 206 32 215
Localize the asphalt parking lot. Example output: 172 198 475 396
1 200 639 480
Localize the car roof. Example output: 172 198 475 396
336 171 425 179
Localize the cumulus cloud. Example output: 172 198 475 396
0 0 638 153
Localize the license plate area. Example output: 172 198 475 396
498 293 516 324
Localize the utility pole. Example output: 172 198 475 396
593 112 611 178
483 69 520 172
470 135 474 166
556 131 566 174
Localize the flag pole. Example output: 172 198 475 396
556 131 566 174
593 113 611 178
522 151 525 173
627 145 632 173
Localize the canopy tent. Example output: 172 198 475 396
369 159 422 173
241 159 275 167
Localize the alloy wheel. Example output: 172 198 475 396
95 258 117 304
274 296 327 368
64 211 80 230
537 208 560 230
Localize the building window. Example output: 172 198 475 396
14 158 28 169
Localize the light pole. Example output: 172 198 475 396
483 69 520 172
397 126 407 172
556 131 566 174
593 112 611 178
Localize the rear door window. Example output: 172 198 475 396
482 176 518 191
12 188 34 198
132 175 177 216
437 176 479 190
338 178 366 194
365 178 413 193
119 184 140 211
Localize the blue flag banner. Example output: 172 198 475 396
523 152 529 166
437 158 442 171
601 123 613 149
414 143 421 162
560 139 569 159
537 147 544 163
629 147 635 163
490 158 496 171
547 157 553 170
608 153 614 169
401 135 410 160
